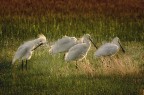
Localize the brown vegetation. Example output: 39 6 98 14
0 0 144 18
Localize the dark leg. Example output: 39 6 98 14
26 60 28 70
75 61 78 69
116 55 119 59
83 57 87 64
109 57 114 63
22 60 24 70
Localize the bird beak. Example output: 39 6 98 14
118 41 125 53
32 43 43 51
89 38 98 49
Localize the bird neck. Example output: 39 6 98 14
83 38 91 47
33 39 39 44
112 41 120 48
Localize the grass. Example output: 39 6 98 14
1 16 144 45
0 0 144 94
0 42 143 94
0 17 144 95
0 17 144 94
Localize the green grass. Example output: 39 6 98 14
0 41 144 94
0 1 144 93
1 16 144 42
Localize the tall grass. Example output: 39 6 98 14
0 0 144 94
0 42 143 94
1 16 144 43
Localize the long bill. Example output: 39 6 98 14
118 41 125 53
32 43 43 51
89 38 98 49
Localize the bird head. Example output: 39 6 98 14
84 34 91 39
112 37 119 43
38 34 47 45
83 34 98 49
112 37 125 53
32 34 47 51
82 34 91 43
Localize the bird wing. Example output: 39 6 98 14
56 37 72 45
68 44 86 53
50 37 77 54
13 45 30 61
95 43 118 57
65 43 88 61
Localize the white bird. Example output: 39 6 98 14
65 34 97 68
49 36 77 54
12 34 47 70
94 37 125 58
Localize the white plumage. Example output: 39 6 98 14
12 34 47 69
49 36 77 54
65 43 89 61
65 34 97 62
94 37 125 57
94 43 119 57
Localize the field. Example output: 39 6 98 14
0 0 144 95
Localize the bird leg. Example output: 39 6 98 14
109 57 113 64
116 55 119 59
108 56 115 68
83 57 87 64
75 61 78 69
109 57 116 68
26 60 28 70
21 60 24 70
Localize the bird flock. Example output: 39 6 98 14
12 34 125 70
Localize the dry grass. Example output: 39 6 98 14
0 0 144 18
0 42 143 94
60 53 140 77
95 54 139 76
71 42 143 77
